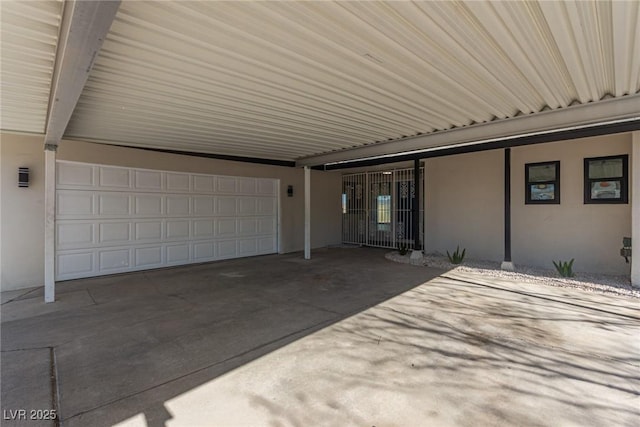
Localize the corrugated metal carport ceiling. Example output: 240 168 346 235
0 0 63 133
64 0 640 161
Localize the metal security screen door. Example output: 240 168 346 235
342 168 424 249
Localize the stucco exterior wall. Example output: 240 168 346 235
424 149 504 262
1 134 46 291
511 134 631 275
424 133 632 275
0 134 341 291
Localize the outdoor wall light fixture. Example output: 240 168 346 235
287 185 293 197
18 167 29 188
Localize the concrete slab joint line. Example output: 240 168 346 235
50 347 61 427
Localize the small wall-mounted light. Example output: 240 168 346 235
287 185 293 197
18 167 29 188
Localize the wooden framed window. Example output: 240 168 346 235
525 161 560 204
584 155 628 204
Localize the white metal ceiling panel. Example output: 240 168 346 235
0 0 63 133
55 1 640 160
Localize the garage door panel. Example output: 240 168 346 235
238 198 257 215
135 221 163 241
99 248 131 271
217 218 237 236
217 177 236 193
166 220 190 240
57 191 94 216
194 196 215 216
57 163 95 188
56 161 278 280
258 198 276 215
57 252 94 277
134 195 163 216
134 246 163 267
193 241 215 260
166 244 190 264
238 218 258 235
238 177 257 194
166 196 190 216
134 170 163 190
239 239 258 256
258 237 276 253
166 173 190 192
99 222 131 244
99 166 131 189
57 223 94 249
258 179 276 195
217 197 237 215
258 217 276 234
193 175 216 193
217 240 238 258
98 194 131 216
193 220 215 238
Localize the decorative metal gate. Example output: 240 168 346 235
341 168 424 249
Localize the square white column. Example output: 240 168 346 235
632 132 639 287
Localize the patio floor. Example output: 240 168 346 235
1 248 639 426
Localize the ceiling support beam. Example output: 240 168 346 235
296 94 640 168
44 0 120 146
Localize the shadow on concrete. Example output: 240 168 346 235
1 247 450 426
244 272 640 427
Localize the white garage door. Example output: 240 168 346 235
55 161 279 281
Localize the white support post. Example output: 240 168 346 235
44 144 57 302
423 161 428 254
632 132 640 287
304 166 311 260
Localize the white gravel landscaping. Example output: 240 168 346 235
386 251 640 298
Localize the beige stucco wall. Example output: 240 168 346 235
424 149 504 261
0 134 341 291
424 133 632 275
511 133 631 275
1 133 46 291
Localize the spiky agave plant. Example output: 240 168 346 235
446 246 466 264
552 258 575 277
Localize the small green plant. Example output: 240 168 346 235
553 259 575 277
447 246 466 264
398 243 409 256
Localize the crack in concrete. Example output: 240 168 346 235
1 346 53 353
85 289 98 306
1 287 42 305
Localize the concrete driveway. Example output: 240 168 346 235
1 248 639 426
